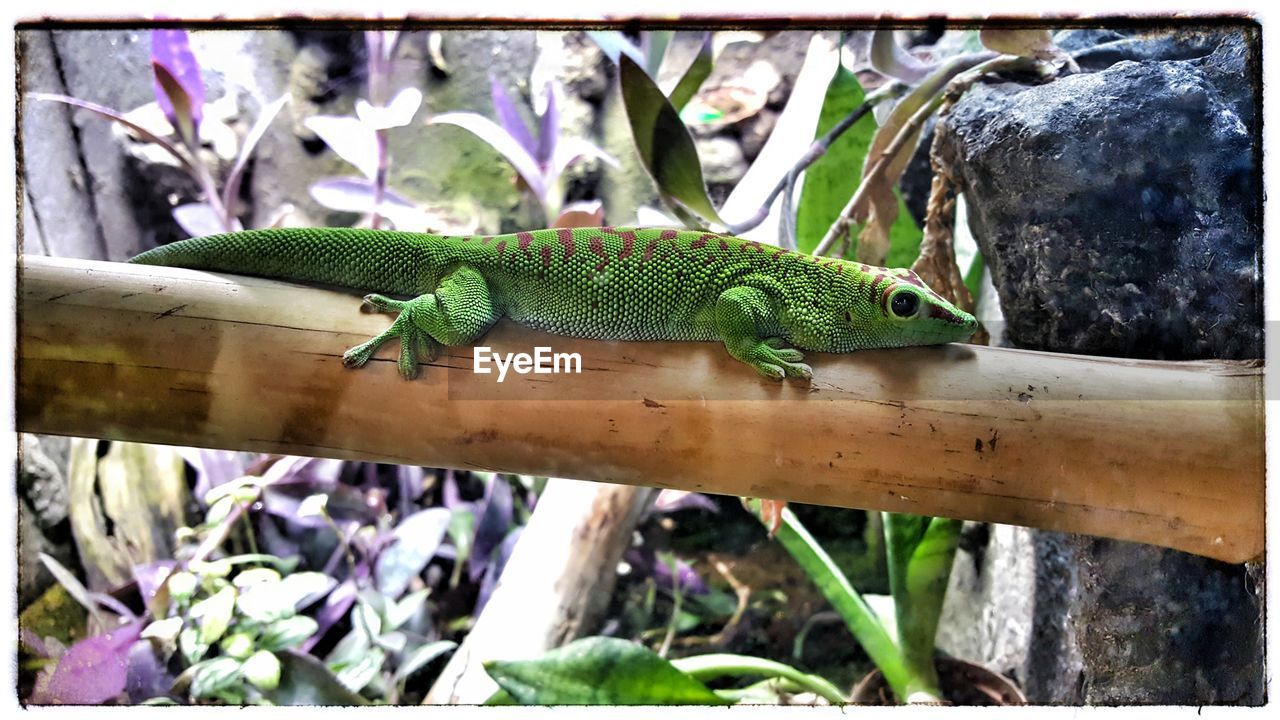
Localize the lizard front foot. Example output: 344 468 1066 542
747 339 813 381
342 294 441 380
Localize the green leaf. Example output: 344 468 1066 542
238 572 334 622
189 657 243 700
667 32 713 112
619 53 723 227
394 640 457 683
796 64 875 253
259 615 319 651
794 64 924 264
882 194 925 268
190 585 236 645
882 512 962 699
264 650 369 706
332 646 385 693
242 650 282 691
484 636 729 705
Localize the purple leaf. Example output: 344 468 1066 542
132 561 176 608
550 137 618 187
175 448 249 502
30 620 144 705
397 465 426 517
535 81 560 166
173 202 239 238
375 507 451 598
304 115 379 179
469 475 514 583
125 640 176 703
150 29 204 135
27 92 192 172
475 526 522 615
427 111 546 200
20 628 50 658
223 93 289 216
262 455 345 485
356 87 423 130
300 577 359 653
490 76 538 160
653 489 719 514
625 549 708 595
309 176 431 231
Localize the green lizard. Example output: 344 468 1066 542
130 226 977 380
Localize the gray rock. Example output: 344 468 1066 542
936 31 1260 360
932 27 1263 704
696 135 748 186
19 30 110 259
18 434 71 531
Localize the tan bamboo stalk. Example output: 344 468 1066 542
16 256 1264 563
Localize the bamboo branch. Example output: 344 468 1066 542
16 256 1264 562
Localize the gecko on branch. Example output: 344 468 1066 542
130 226 977 380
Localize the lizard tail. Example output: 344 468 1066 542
128 227 435 295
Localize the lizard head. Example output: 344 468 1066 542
808 265 978 352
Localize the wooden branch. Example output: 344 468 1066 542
17 256 1264 562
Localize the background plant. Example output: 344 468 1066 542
30 29 287 238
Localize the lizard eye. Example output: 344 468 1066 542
890 291 919 319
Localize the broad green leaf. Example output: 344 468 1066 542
619 53 723 226
796 64 875 253
882 194 924 268
484 636 729 705
795 65 924 265
667 32 713 112
264 650 369 706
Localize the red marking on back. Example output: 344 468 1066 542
689 238 707 250
836 264 844 274
462 235 473 242
590 234 611 273
481 236 493 244
517 231 534 252
719 239 730 251
643 239 660 263
659 229 680 241
496 240 507 256
540 245 553 269
556 228 575 258
612 229 637 259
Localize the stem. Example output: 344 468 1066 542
672 654 847 705
725 82 906 236
752 501 922 702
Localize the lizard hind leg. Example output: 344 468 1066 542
342 266 500 380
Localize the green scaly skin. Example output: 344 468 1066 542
130 226 978 380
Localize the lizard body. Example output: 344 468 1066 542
130 226 977 379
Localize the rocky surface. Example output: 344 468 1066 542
933 26 1263 704
936 30 1260 361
